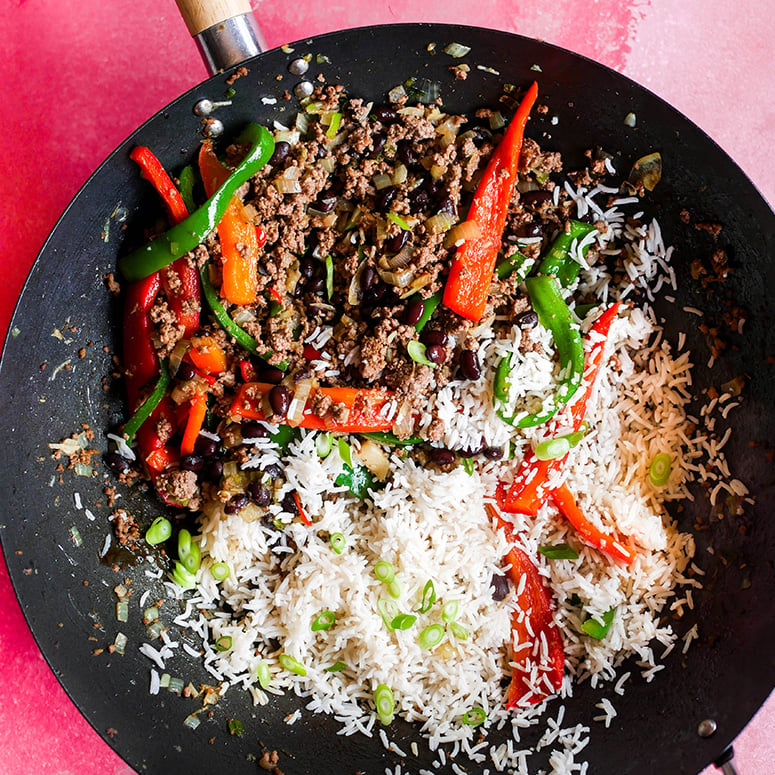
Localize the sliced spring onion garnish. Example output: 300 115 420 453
462 706 486 726
325 254 334 298
462 456 475 476
210 562 231 581
183 712 201 730
329 532 346 554
215 635 233 652
115 601 129 623
311 610 337 631
378 598 399 631
443 42 471 58
325 111 342 139
407 340 437 368
419 580 436 613
178 529 201 574
649 452 672 487
441 599 459 623
374 560 396 584
374 683 395 725
227 718 245 736
581 607 616 640
418 624 445 650
146 516 172 545
390 613 417 630
278 654 307 676
256 660 272 689
533 436 571 461
386 579 402 600
448 621 469 640
316 432 333 458
337 437 353 468
537 543 579 560
325 661 347 673
387 212 412 231
171 561 197 590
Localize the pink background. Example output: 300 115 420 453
2 1 773 773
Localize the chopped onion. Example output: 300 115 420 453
392 399 415 438
372 173 393 190
443 42 471 58
294 111 310 133
274 129 301 145
443 219 482 248
356 439 390 480
425 211 456 234
168 339 190 375
274 176 302 195
287 379 313 425
489 111 506 130
377 266 414 288
629 152 662 191
392 163 408 185
348 257 368 305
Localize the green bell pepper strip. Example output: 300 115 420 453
119 123 275 281
360 431 423 447
177 165 197 213
495 250 534 281
122 361 171 444
199 263 288 371
497 275 584 428
537 220 598 287
414 291 442 333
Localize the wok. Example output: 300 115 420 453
1 5 774 774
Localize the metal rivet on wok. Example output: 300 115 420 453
698 719 718 738
193 99 233 117
294 81 314 99
203 119 224 139
288 58 309 75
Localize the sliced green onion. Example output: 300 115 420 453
337 437 353 468
278 654 307 676
171 561 197 590
538 543 579 560
178 529 201 574
115 601 129 623
441 599 459 623
146 516 172 546
449 621 469 640
419 580 437 613
378 598 399 631
311 610 336 631
256 660 272 688
418 624 445 650
325 111 342 138
143 606 159 623
462 456 475 476
581 607 616 640
325 661 347 673
386 579 402 600
391 613 417 630
69 525 83 546
325 254 334 298
329 532 346 554
649 452 672 487
168 676 185 695
215 635 232 652
407 340 437 368
374 683 395 725
374 560 396 584
316 432 333 458
533 436 572 461
227 718 245 736
210 562 231 581
443 42 471 58
387 212 412 231
183 712 201 730
462 706 486 726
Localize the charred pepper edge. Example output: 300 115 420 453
119 123 275 282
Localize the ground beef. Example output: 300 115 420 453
112 508 140 547
155 470 200 510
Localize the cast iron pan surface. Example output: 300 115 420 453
1 24 774 775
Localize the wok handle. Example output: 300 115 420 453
174 0 265 76
714 745 740 775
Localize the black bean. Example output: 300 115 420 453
268 141 290 166
374 185 398 213
241 421 268 440
175 361 196 382
281 491 299 515
429 448 456 465
315 145 328 159
459 349 482 380
407 187 430 214
457 444 483 458
307 276 326 295
396 139 417 166
256 364 285 385
491 573 510 601
421 177 441 198
194 436 218 457
516 310 539 329
204 459 223 482
360 265 377 291
247 481 271 507
104 451 131 475
362 282 386 306
469 126 492 146
482 446 504 461
422 329 448 348
269 385 291 416
299 257 316 278
436 196 457 217
404 297 425 326
181 454 204 472
369 133 386 158
385 229 408 254
521 189 553 206
315 191 338 214
521 219 544 238
264 463 284 479
224 493 249 515
426 344 446 364
372 105 399 124
328 176 345 195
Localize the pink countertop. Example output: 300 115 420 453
2 1 773 773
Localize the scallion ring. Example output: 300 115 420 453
418 623 445 650
325 254 334 298
407 340 437 368
145 516 172 546
311 610 336 631
386 579 402 600
449 621 469 640
210 562 231 581
391 613 417 630
374 560 395 584
214 635 232 652
325 661 347 673
441 599 459 623
177 529 201 574
418 579 436 613
256 660 272 688
462 706 486 726
171 561 197 590
329 532 346 554
316 432 333 458
374 683 395 725
278 654 307 676
533 436 571 461
378 598 398 631
337 437 353 468
649 452 672 487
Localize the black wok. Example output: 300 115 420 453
1 20 774 775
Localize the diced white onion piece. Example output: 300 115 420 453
373 173 393 190
356 440 391 481
443 219 482 248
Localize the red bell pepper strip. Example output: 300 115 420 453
188 336 228 375
293 492 312 526
230 382 394 432
180 393 208 456
129 146 189 225
503 302 620 515
549 483 634 564
122 272 161 409
443 82 539 322
199 140 260 306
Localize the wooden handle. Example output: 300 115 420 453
175 0 254 36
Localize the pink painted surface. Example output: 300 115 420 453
1 1 773 773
